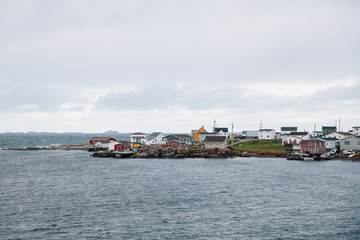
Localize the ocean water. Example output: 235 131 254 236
0 133 131 149
0 150 359 239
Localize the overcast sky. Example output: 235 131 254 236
1 0 359 133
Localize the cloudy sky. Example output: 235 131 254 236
1 0 359 133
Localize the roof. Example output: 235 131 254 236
204 136 227 142
321 137 338 141
172 134 193 138
198 132 217 135
322 126 336 129
90 137 116 141
326 132 353 136
148 132 162 139
115 141 131 146
259 129 274 132
168 140 186 144
132 132 146 135
214 127 228 133
336 132 353 136
289 132 308 136
281 127 297 131
302 139 325 143
341 135 360 140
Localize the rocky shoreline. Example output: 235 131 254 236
2 144 359 161
92 147 288 159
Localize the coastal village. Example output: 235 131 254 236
88 121 360 160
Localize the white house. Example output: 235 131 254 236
282 135 302 146
214 127 229 138
321 137 338 149
324 132 353 141
131 132 147 144
340 136 360 151
282 132 311 146
258 129 275 140
353 126 360 136
145 132 166 145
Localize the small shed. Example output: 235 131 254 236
300 139 326 155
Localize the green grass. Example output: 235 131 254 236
232 140 292 152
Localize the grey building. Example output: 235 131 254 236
204 136 227 149
340 136 360 151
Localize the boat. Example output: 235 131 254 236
286 153 304 160
287 153 314 161
302 154 314 161
113 150 135 158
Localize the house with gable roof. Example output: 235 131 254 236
204 136 227 149
300 139 326 155
191 126 207 142
340 135 360 151
131 132 147 144
145 132 166 145
258 129 275 140
89 137 117 148
281 132 310 146
163 134 194 145
214 127 229 139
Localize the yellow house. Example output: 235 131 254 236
192 126 208 142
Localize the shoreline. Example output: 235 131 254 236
1 145 359 161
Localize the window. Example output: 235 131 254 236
358 141 360 146
344 141 350 145
309 142 312 146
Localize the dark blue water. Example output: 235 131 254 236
0 133 131 148
1 151 359 239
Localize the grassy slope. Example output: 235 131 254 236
232 140 292 152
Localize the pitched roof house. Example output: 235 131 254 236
340 136 360 151
145 132 166 145
131 132 147 144
258 129 275 140
192 126 207 142
109 141 131 151
300 139 326 155
89 137 116 144
164 134 194 145
204 136 227 149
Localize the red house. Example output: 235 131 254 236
112 141 131 151
300 139 326 155
89 137 116 144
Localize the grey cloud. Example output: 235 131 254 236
0 81 84 113
0 1 359 131
96 83 246 110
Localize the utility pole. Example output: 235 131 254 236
213 118 216 132
339 116 341 132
